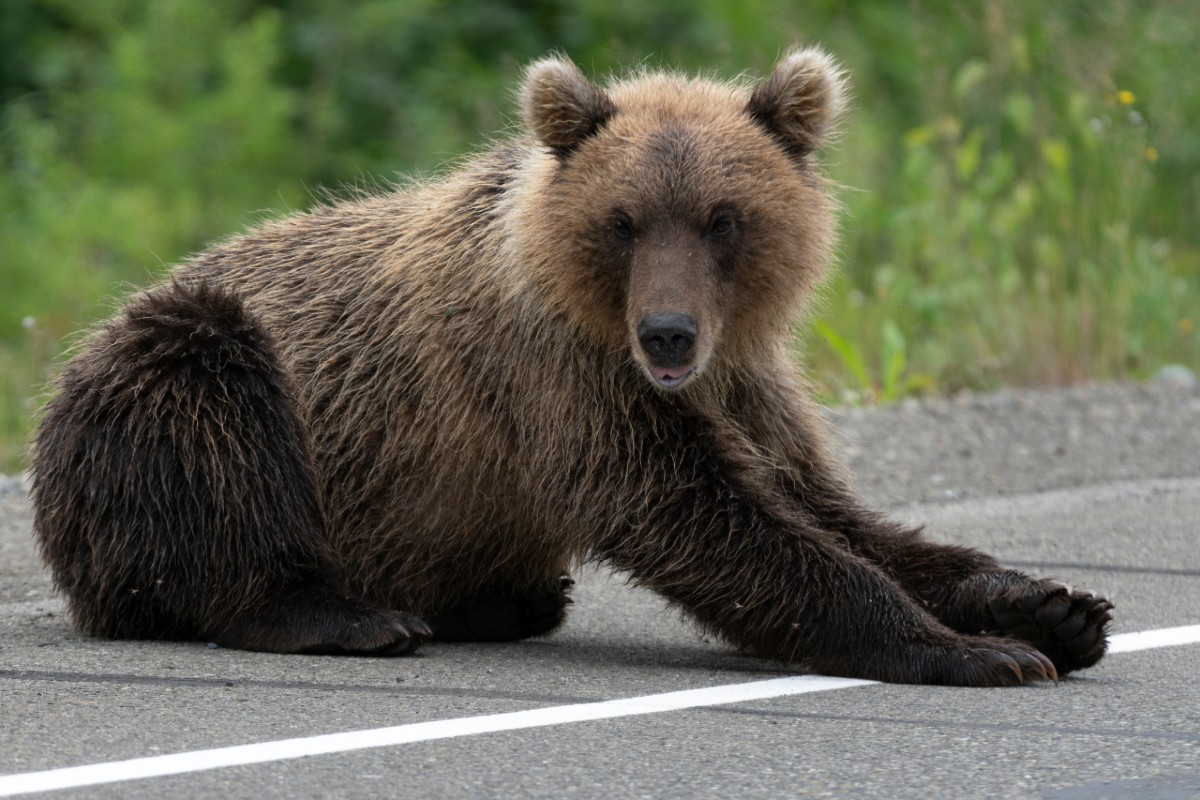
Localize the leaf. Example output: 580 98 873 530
1040 138 1070 174
880 319 907 401
1005 93 1035 135
813 320 872 394
956 128 985 180
953 60 988 100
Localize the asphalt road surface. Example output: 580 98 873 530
2 380 1198 799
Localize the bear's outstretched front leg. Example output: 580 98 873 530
768 445 1112 674
590 423 1056 685
826 524 1113 675
30 281 430 656
599 488 1055 685
792 503 1112 676
732 375 1112 675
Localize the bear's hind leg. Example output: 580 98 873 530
31 280 430 655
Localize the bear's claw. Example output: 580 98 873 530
978 642 1057 685
917 636 1058 686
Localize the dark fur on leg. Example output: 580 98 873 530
590 413 1056 686
30 281 429 654
788 497 1112 676
780 496 1112 676
732 380 1112 676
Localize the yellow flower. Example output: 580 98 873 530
1117 90 1136 105
1145 147 1159 162
1181 318 1195 335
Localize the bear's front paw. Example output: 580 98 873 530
988 579 1113 675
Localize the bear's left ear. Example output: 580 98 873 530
746 47 848 158
520 55 616 157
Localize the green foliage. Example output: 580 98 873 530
808 4 1198 401
812 320 934 405
1 0 304 466
1 0 1197 469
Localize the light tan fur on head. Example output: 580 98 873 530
513 47 849 391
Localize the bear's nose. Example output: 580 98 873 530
637 313 698 366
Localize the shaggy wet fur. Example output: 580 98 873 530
31 48 1111 685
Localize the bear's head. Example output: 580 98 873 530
514 48 847 391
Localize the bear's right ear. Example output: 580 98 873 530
746 46 848 159
520 56 616 157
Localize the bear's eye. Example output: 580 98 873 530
706 213 736 240
611 213 635 241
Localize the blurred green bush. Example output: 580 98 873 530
1 0 1197 469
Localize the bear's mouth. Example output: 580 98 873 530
650 365 694 389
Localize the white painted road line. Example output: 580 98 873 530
1106 623 1200 654
0 675 873 797
2 624 1198 798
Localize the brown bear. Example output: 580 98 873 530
30 47 1112 685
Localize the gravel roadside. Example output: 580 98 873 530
831 376 1200 508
